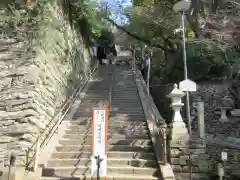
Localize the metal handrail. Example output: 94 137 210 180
132 53 168 165
158 124 168 165
108 66 115 110
26 65 98 170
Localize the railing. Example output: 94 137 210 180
130 45 170 165
108 67 115 111
133 68 168 166
26 65 98 171
158 123 167 165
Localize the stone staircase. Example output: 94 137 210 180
41 66 162 180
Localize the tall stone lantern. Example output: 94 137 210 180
167 84 189 147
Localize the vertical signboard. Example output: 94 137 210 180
91 108 108 178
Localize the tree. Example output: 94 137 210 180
103 0 240 107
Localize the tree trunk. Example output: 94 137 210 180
230 81 240 108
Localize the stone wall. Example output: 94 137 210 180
191 81 232 111
150 79 232 121
0 1 95 167
207 144 240 179
150 78 240 179
170 146 212 180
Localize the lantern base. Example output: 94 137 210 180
170 121 189 147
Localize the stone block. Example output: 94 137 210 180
170 122 189 148
191 154 210 160
191 159 209 167
171 158 179 165
182 165 199 173
171 149 181 158
178 159 187 165
25 168 42 180
171 164 182 172
179 155 189 160
198 166 209 173
0 167 25 180
160 163 175 180
187 148 207 155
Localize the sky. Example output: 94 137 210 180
101 0 132 24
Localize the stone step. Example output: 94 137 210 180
77 111 145 115
55 145 153 153
86 89 109 92
83 95 109 98
64 128 149 135
68 119 147 125
112 90 138 92
47 158 158 168
79 101 141 105
63 134 149 140
111 102 142 105
87 87 111 91
42 166 160 177
109 112 145 116
79 102 109 106
112 94 140 97
41 174 159 180
73 112 145 117
113 87 137 89
67 123 147 130
77 104 142 108
64 130 149 136
59 139 152 146
112 93 139 96
76 107 143 112
111 102 142 106
112 86 137 88
113 83 136 85
111 98 141 101
174 172 209 180
67 124 148 131
112 91 138 94
230 109 240 117
80 100 109 103
51 151 156 160
111 105 143 109
110 115 146 119
75 111 145 115
84 93 139 95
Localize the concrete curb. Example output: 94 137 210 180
132 69 175 180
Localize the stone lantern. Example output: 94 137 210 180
167 84 189 147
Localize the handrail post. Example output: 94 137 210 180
109 87 112 111
109 70 114 111
159 123 167 165
33 137 40 172
162 123 167 165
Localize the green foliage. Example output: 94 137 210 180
120 0 240 83
70 0 111 39
0 0 110 40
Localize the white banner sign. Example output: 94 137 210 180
91 108 108 177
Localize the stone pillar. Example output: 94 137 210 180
219 107 229 123
197 102 205 145
168 84 189 147
219 96 233 123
